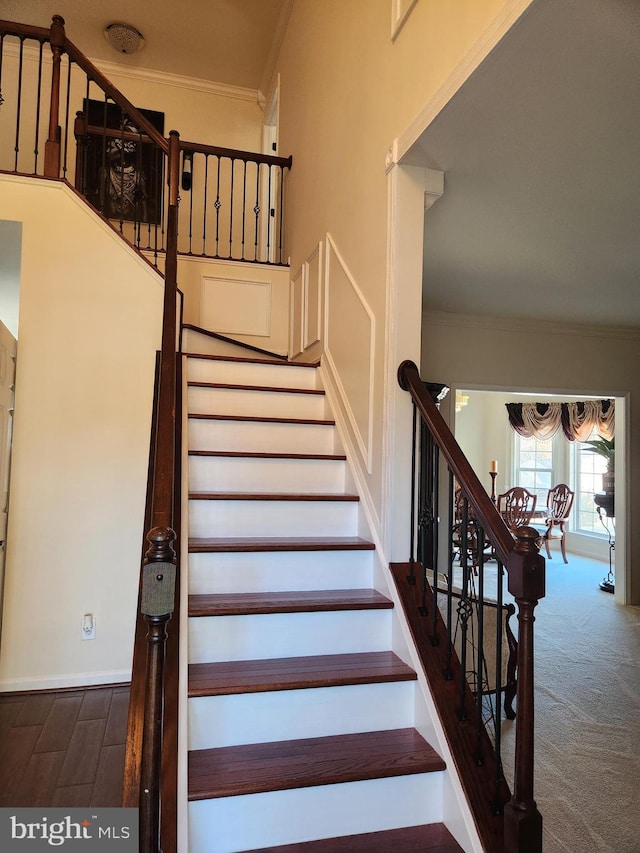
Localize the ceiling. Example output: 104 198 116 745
414 0 640 329
0 0 290 90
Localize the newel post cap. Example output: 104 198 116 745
507 527 546 601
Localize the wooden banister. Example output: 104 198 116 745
398 360 514 562
181 138 292 170
397 359 544 853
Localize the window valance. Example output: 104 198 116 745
505 400 614 441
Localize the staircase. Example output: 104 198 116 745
182 329 466 852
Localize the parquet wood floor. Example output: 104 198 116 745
0 684 130 807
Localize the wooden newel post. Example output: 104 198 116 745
504 526 545 853
139 525 177 853
45 15 66 178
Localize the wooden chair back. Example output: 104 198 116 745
547 483 574 523
497 486 537 532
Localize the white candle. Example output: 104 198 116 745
490 460 498 473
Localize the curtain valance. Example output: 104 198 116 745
505 400 614 441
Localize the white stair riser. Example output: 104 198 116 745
188 455 346 494
188 418 339 455
189 681 416 750
188 773 444 853
188 386 328 420
187 357 319 390
188 609 392 663
188 549 374 594
188 498 359 538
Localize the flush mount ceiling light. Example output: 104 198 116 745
103 22 145 55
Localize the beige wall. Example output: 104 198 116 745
0 176 163 689
100 64 264 153
271 0 526 549
422 312 637 604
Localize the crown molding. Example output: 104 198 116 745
423 310 640 342
1 40 261 103
94 58 261 103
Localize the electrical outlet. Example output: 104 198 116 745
81 613 96 640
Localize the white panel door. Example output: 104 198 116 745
0 319 16 629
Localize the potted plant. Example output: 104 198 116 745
583 436 615 495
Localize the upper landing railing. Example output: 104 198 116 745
0 15 292 266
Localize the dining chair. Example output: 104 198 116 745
535 483 574 563
497 486 537 533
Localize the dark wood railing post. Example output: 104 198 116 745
504 526 545 853
44 14 65 177
139 526 177 853
139 130 181 853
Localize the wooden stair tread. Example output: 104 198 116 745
188 589 393 616
189 413 335 425
189 450 347 460
186 352 319 368
188 381 325 395
188 728 445 800
188 491 359 501
188 651 416 696
188 536 375 553
243 822 463 852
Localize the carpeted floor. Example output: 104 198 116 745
499 552 640 852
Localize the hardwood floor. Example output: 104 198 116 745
0 684 130 807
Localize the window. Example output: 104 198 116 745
574 433 608 535
515 434 554 506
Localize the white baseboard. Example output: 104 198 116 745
0 669 131 693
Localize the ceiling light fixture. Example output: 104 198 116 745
103 23 145 55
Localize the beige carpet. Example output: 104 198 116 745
498 553 640 852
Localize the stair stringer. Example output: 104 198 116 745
318 359 483 853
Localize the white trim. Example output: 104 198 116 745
0 669 130 693
289 266 305 358
303 241 323 349
391 0 420 41
394 0 535 162
324 234 375 473
173 253 288 272
319 362 382 541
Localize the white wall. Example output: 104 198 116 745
422 311 638 604
0 175 163 690
271 0 530 558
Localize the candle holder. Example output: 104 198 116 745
489 471 498 505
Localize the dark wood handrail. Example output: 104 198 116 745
181 139 292 169
0 19 51 40
398 359 514 563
